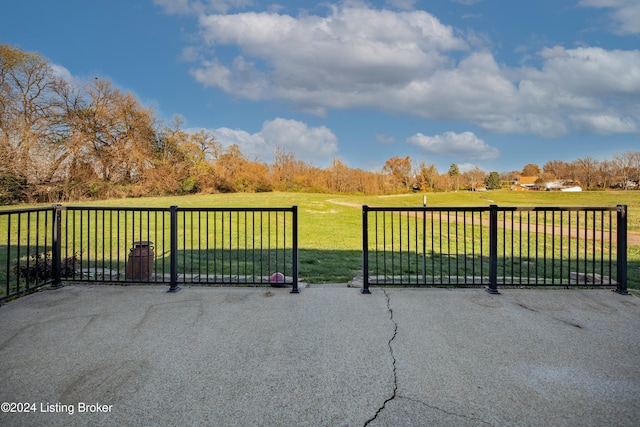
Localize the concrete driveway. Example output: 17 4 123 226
0 285 638 426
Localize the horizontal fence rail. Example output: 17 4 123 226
1 205 299 301
362 205 628 295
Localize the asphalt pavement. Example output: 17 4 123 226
0 284 639 426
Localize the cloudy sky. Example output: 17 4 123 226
2 0 639 172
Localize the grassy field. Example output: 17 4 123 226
2 190 639 288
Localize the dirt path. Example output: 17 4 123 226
326 199 363 209
326 199 640 246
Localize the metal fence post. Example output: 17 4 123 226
614 204 629 295
362 205 371 294
486 205 500 294
50 204 63 289
422 201 427 283
168 206 181 293
291 206 300 294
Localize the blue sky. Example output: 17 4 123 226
1 0 639 173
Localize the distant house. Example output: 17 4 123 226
545 180 583 192
545 181 564 190
512 176 539 191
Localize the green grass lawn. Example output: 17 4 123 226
3 190 639 288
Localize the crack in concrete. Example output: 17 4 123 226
364 290 492 426
364 290 398 426
399 396 493 425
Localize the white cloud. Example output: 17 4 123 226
579 0 640 34
477 113 569 138
154 0 252 15
191 59 233 91
261 118 338 162
570 113 638 134
208 127 265 157
385 0 417 10
511 46 640 135
50 63 74 82
185 3 640 139
451 0 483 5
534 46 640 96
458 163 479 173
190 57 269 100
211 118 338 165
407 131 499 160
193 4 468 98
375 133 396 144
404 52 518 121
153 0 192 14
180 46 202 62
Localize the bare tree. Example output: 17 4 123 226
271 148 318 191
463 165 487 190
543 160 570 180
0 44 71 200
597 160 616 189
69 78 157 186
574 156 599 189
612 151 640 189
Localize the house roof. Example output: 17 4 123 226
518 176 538 185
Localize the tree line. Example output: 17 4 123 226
1 44 639 205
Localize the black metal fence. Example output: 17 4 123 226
362 205 628 295
2 203 630 301
1 205 299 301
